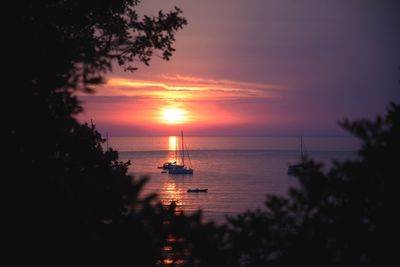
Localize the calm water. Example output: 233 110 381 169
113 136 358 223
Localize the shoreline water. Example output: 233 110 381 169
114 137 357 223
107 136 359 152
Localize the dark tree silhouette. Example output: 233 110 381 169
6 1 187 264
226 103 396 267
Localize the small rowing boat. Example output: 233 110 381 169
187 188 208 193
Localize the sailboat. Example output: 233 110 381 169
288 136 305 175
159 136 178 170
168 131 194 174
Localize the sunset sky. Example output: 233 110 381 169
78 0 400 136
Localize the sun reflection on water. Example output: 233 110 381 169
168 136 178 151
164 136 179 164
162 181 183 207
159 137 191 266
160 179 188 217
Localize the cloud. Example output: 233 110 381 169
83 74 283 102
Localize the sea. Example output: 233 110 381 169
111 136 359 224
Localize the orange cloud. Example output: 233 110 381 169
87 75 282 101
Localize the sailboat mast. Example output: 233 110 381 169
175 135 178 163
300 136 303 157
181 130 185 166
106 132 109 150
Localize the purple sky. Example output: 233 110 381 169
78 0 400 136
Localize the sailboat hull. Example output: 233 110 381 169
168 166 193 174
287 164 304 175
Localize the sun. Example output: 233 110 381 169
160 107 188 124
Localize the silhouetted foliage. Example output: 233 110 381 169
226 102 396 267
7 0 187 264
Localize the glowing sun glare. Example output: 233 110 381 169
161 108 188 124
